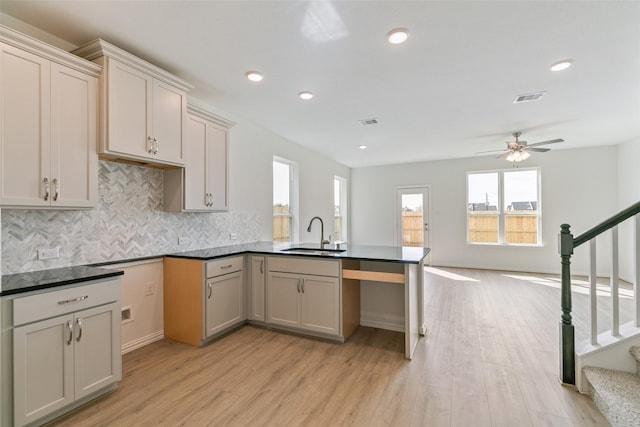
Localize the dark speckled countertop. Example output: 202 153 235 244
165 241 430 264
1 242 429 297
1 265 124 297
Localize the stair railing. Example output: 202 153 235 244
558 200 640 385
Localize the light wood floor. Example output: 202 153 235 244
47 268 625 427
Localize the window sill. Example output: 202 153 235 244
466 242 544 248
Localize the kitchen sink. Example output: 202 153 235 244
281 247 346 255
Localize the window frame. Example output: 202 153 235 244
273 156 299 243
466 167 542 246
334 176 348 242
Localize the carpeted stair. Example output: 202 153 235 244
583 346 640 427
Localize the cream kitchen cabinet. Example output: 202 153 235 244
164 105 234 212
266 257 340 337
12 278 121 427
248 256 266 322
0 27 100 208
73 39 192 168
164 256 245 346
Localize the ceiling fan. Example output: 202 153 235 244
477 132 564 162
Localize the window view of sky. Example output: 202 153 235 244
468 170 538 208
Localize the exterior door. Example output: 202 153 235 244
396 186 430 250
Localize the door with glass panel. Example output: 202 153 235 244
396 186 430 249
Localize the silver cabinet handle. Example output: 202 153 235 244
75 318 83 342
204 193 209 207
147 136 154 153
58 295 88 305
53 178 59 201
153 138 159 155
43 177 49 201
207 282 212 299
260 259 264 274
66 320 73 345
207 193 213 207
296 278 301 293
220 264 233 270
301 278 305 294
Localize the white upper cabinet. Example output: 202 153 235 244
72 39 192 168
0 27 100 209
164 104 234 212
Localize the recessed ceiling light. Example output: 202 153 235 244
359 145 368 150
387 28 409 44
299 91 314 100
245 71 263 82
550 60 573 72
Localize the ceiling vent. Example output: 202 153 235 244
358 118 379 126
513 91 546 103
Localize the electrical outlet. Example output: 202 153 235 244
37 247 59 260
145 283 155 296
178 237 190 245
229 233 238 240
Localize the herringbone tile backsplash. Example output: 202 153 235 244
1 161 260 274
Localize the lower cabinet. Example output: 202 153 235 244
164 255 245 346
248 256 265 322
12 279 121 427
266 257 340 337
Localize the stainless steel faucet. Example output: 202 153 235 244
307 216 330 248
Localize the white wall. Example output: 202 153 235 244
617 140 640 281
351 145 621 276
225 116 350 243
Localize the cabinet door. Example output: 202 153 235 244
183 113 208 210
152 79 185 165
50 63 98 208
300 275 340 336
207 123 228 210
13 314 74 426
106 58 152 159
74 302 122 400
266 272 301 328
0 43 51 207
250 256 266 321
205 271 244 337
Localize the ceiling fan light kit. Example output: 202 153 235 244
475 131 563 163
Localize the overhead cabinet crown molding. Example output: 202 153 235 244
72 39 193 168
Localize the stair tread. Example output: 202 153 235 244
631 346 640 364
583 366 640 427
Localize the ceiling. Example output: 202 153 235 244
2 1 639 168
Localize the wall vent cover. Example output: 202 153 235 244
358 118 379 126
514 91 546 103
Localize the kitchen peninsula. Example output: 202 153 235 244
164 242 430 360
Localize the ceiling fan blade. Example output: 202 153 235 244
496 151 512 159
526 147 550 152
476 149 507 154
528 138 563 147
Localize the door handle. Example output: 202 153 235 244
424 223 429 231
208 282 213 299
75 318 83 342
66 320 73 345
43 177 49 201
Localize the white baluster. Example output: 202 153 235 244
589 239 598 345
611 226 619 337
635 214 640 328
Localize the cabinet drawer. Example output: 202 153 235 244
13 278 121 326
206 256 243 277
267 256 339 277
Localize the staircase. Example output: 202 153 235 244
583 346 640 427
558 201 640 423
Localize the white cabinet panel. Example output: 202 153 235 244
205 271 244 337
0 37 98 209
267 272 301 328
300 276 340 335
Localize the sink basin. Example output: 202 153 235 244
281 247 346 255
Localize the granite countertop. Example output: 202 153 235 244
1 242 429 297
165 241 431 264
1 265 124 297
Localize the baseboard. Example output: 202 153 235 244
360 311 404 333
121 330 164 355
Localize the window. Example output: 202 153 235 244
334 176 347 242
467 168 540 245
273 157 298 242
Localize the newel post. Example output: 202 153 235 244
559 223 575 385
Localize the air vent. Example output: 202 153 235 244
514 91 546 103
358 118 379 126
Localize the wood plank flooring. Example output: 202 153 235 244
47 268 626 426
